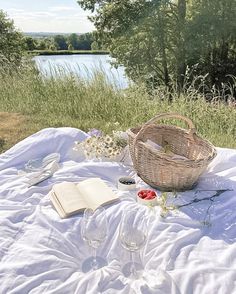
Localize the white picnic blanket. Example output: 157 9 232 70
0 127 235 294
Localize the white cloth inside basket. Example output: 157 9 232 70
146 139 188 160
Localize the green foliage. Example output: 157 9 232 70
53 35 68 50
37 39 47 50
25 33 95 52
91 41 99 51
67 33 80 50
78 0 236 95
0 10 25 66
68 44 73 51
77 0 189 89
77 33 94 50
24 37 36 51
186 0 236 90
52 33 94 51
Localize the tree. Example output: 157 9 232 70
77 33 94 50
68 44 74 51
77 1 182 88
53 35 68 50
67 33 80 50
186 0 236 92
24 37 36 51
36 39 47 50
78 0 236 95
91 41 99 50
90 32 107 50
0 10 25 65
176 0 187 90
44 37 55 50
49 43 57 51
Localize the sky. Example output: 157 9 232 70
0 0 95 33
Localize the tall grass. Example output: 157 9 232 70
0 62 235 152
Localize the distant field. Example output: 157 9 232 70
28 50 109 56
0 65 235 153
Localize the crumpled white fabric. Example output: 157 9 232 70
0 127 235 294
18 160 60 187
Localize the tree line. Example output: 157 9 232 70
24 32 102 51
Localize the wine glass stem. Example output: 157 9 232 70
91 247 98 270
130 251 137 278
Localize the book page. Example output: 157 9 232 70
76 178 119 210
52 182 88 215
49 191 67 218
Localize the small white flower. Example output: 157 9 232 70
104 135 112 144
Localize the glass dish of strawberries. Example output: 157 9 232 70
137 189 157 206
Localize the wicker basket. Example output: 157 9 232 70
127 113 217 191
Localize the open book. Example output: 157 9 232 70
49 177 119 218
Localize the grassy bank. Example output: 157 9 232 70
28 50 109 56
0 65 235 153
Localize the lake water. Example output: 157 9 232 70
33 54 129 89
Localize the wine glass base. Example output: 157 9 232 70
122 261 144 279
82 256 107 273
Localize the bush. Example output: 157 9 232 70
0 10 25 66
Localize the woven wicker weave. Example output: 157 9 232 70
127 113 217 191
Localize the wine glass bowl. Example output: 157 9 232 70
120 226 147 252
81 208 107 246
119 206 148 278
81 206 108 272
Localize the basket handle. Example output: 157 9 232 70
134 113 196 145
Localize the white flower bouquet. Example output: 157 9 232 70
73 129 129 162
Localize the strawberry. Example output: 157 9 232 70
138 194 144 199
150 191 156 196
138 191 145 199
145 194 156 200
138 190 146 198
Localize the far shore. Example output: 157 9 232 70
28 50 109 56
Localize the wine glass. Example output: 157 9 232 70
81 206 108 271
119 206 148 279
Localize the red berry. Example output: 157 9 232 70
138 191 145 199
145 194 156 200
